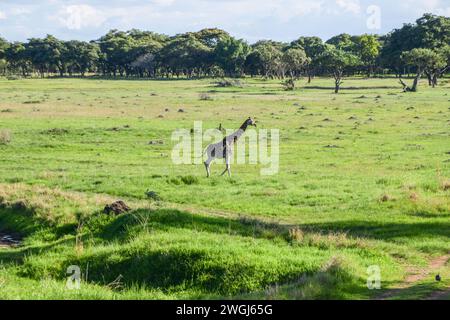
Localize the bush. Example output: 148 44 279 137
0 130 12 145
282 79 296 91
214 79 244 88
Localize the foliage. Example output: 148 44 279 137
0 13 448 83
316 47 361 93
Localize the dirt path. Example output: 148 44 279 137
376 254 450 300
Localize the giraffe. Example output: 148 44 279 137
204 117 257 177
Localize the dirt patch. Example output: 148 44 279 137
376 254 450 300
425 288 450 300
103 200 131 215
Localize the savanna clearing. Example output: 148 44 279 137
0 76 449 300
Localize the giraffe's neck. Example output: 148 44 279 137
226 122 248 144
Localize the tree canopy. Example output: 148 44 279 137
0 13 448 86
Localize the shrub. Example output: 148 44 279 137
282 79 296 91
214 79 243 88
288 227 304 243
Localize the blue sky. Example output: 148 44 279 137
0 0 449 42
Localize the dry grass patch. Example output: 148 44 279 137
0 130 12 145
441 180 450 191
288 226 370 250
0 183 151 224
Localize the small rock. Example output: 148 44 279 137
148 140 164 145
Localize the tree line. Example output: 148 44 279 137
0 13 449 92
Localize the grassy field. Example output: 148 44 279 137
0 76 449 299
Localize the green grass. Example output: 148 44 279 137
0 76 449 299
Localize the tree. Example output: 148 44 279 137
193 28 229 48
355 34 381 77
214 36 250 77
63 41 100 76
290 36 326 83
159 33 212 78
244 50 264 76
326 34 356 52
0 17 448 79
281 48 310 79
5 42 30 76
0 36 8 75
400 48 445 92
97 30 139 76
25 35 66 77
316 47 360 93
380 24 417 76
0 36 7 59
416 14 450 49
380 14 450 77
249 41 283 78
131 53 156 77
127 29 168 77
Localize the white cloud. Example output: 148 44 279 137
57 4 106 30
0 10 6 20
273 0 324 21
335 0 361 14
152 0 176 6
9 6 33 16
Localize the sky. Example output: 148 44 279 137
0 0 449 43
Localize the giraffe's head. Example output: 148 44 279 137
245 117 257 127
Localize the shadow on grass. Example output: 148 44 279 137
374 281 445 300
47 75 206 81
70 249 314 295
96 208 450 253
302 220 450 243
97 208 287 242
302 86 401 90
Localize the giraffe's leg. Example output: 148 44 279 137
221 154 231 177
204 158 212 177
220 166 228 176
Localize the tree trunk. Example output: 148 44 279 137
432 73 438 88
399 72 420 92
334 71 342 94
425 71 432 86
411 73 420 92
